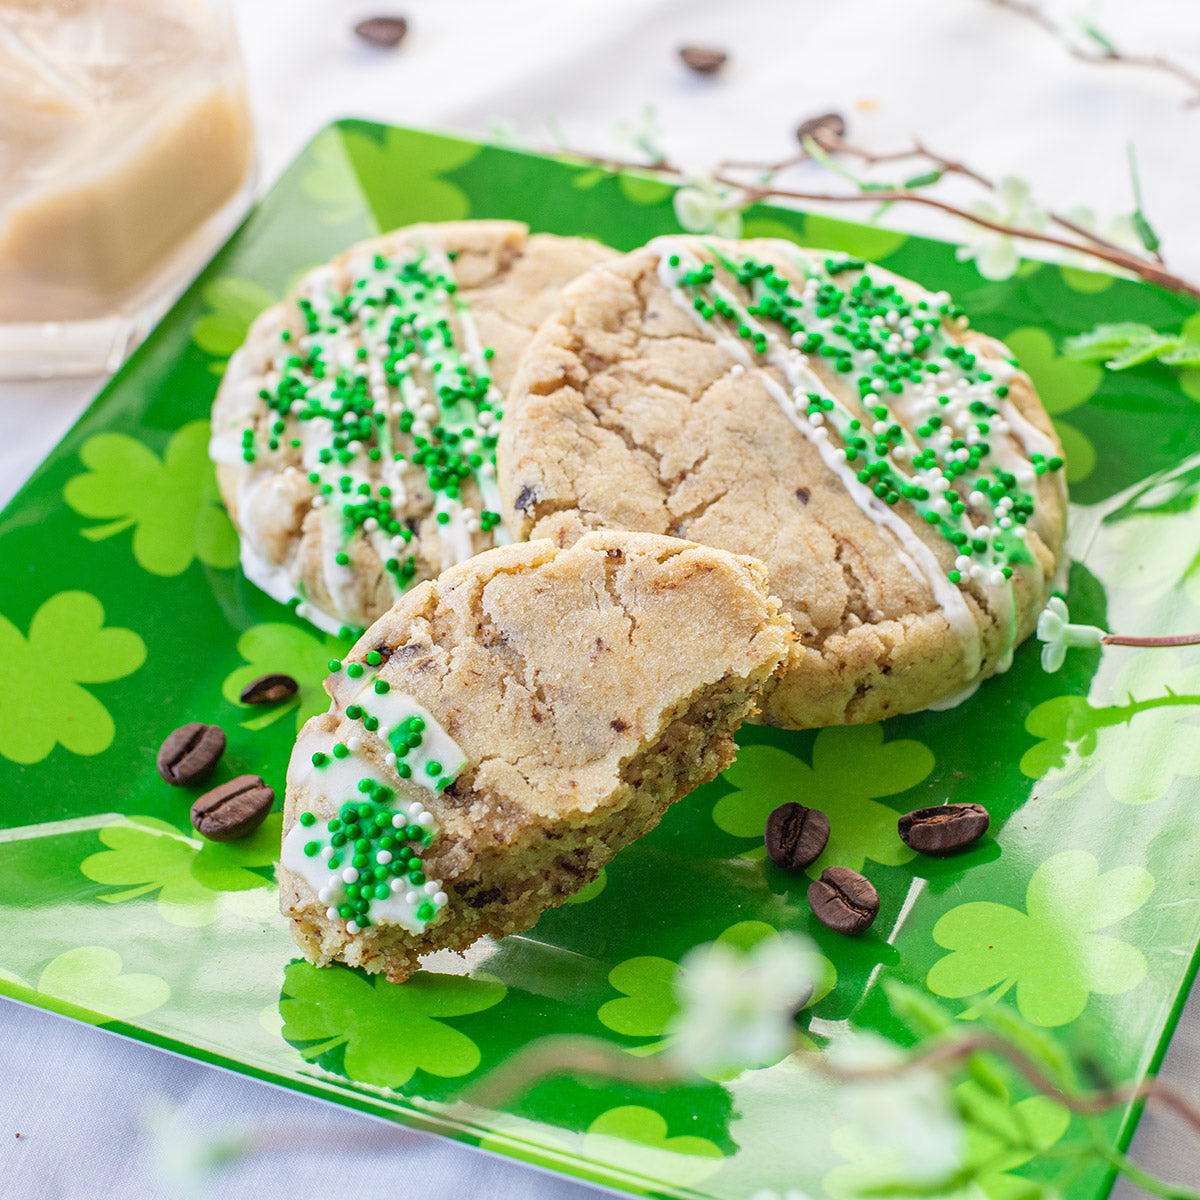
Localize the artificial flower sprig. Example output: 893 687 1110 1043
1037 596 1200 672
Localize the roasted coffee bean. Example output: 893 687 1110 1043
898 803 990 856
191 775 274 842
679 45 727 75
795 111 846 151
807 866 879 936
354 15 408 48
239 673 299 706
765 802 830 872
157 723 226 786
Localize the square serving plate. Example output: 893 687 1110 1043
2 120 1199 1199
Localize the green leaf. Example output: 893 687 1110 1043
299 127 364 225
1158 341 1200 367
192 277 276 358
37 946 170 1022
903 170 943 189
221 622 348 733
581 1106 723 1189
883 979 957 1038
64 421 238 576
571 167 608 191
927 850 1153 1026
714 725 932 873
279 960 505 1087
80 814 280 927
0 591 146 765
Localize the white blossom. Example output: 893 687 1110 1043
673 174 747 238
955 176 1047 281
1036 596 1106 672
666 933 816 1076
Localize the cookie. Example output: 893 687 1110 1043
279 530 792 981
210 220 614 635
498 236 1067 727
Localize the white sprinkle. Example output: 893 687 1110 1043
346 920 361 934
989 570 1006 585
810 412 824 427
390 878 405 893
318 886 333 904
392 813 406 828
417 811 435 827
730 363 746 378
326 906 339 920
433 891 448 906
419 403 438 422
346 737 361 752
376 850 393 865
955 555 972 572
385 752 398 768
364 517 379 532
405 890 419 905
423 881 439 895
320 845 334 861
342 867 359 884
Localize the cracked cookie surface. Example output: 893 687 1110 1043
498 236 1067 727
279 530 793 981
210 220 614 636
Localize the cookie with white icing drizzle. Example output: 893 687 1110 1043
498 236 1067 727
279 530 792 981
210 220 614 636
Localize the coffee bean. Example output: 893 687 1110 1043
157 723 226 786
239 673 299 706
765 802 830 872
808 867 879 936
354 15 408 48
795 111 846 152
191 775 274 842
898 803 990 856
679 45 727 75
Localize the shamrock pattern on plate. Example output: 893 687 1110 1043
1001 327 1101 485
581 1106 724 1192
191 276 276 370
597 921 834 1075
0 591 146 765
714 725 933 873
279 960 505 1088
80 814 282 927
927 850 1153 1026
221 622 349 733
1022 652 1200 805
63 421 238 576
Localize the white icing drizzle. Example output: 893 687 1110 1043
654 237 989 676
217 239 509 632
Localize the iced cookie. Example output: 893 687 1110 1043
279 530 792 981
210 220 614 635
498 236 1067 727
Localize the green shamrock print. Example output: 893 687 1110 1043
222 622 347 733
581 1106 723 1191
0 591 146 765
598 920 834 1068
191 276 275 367
279 960 505 1088
0 947 170 1026
81 814 282 927
1022 652 1200 805
37 946 170 1024
1003 327 1101 484
714 725 933 873
339 125 478 231
299 126 364 225
927 849 1153 1026
64 421 238 576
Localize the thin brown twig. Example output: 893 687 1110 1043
460 1030 1200 1145
989 0 1200 109
1102 632 1200 648
817 1031 1200 1139
721 138 1139 260
551 144 1200 300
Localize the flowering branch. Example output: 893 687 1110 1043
986 0 1200 109
1037 598 1200 671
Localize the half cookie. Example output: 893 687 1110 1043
498 237 1067 727
210 220 614 635
280 531 791 981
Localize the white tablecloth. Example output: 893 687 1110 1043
4 2 1200 1195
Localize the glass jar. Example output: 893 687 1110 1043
0 0 255 377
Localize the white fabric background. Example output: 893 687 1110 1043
2 1 1200 1195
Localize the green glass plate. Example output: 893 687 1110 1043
2 120 1199 1199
